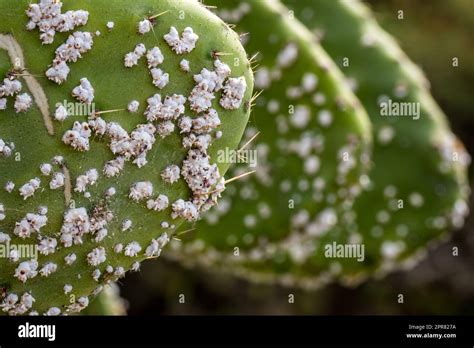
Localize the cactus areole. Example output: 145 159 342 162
0 0 253 315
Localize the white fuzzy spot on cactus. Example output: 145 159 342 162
302 73 318 92
72 78 94 104
26 1 89 44
409 192 424 208
146 47 164 68
87 247 106 266
39 262 57 277
289 105 310 129
46 31 93 84
124 241 142 257
62 121 91 152
64 284 73 294
54 104 69 121
122 219 132 232
0 204 5 221
138 19 152 35
277 43 298 68
19 178 41 200
377 125 395 145
214 2 251 22
145 233 170 257
60 207 90 247
0 78 22 97
45 307 61 316
180 59 190 72
129 181 153 202
14 259 38 283
4 181 15 193
114 266 125 278
46 61 70 84
171 199 199 222
161 165 181 184
146 194 169 212
40 163 53 176
318 110 333 128
0 232 11 243
128 100 140 113
124 43 146 67
94 228 108 243
74 168 98 192
220 77 247 110
103 157 125 177
164 26 199 55
106 21 114 30
64 253 77 265
114 243 123 254
38 237 57 255
131 261 140 272
150 68 170 89
49 172 65 189
0 139 14 158
14 93 32 113
145 93 186 122
92 269 101 281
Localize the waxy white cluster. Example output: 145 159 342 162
87 247 106 266
181 149 225 214
14 259 38 283
0 78 33 113
38 236 57 255
75 168 98 192
19 178 41 200
26 0 89 44
220 77 247 110
129 181 153 202
161 165 180 184
189 59 231 113
146 194 169 212
46 31 94 84
0 138 14 158
0 292 35 315
145 232 170 257
124 43 147 67
62 121 91 151
72 78 95 104
14 210 48 239
60 207 90 247
164 27 199 55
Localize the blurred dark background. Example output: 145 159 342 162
118 0 474 315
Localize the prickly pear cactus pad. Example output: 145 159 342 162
165 0 373 286
0 0 253 315
278 0 470 283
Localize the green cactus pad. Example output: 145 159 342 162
0 0 253 315
167 0 470 288
165 0 373 286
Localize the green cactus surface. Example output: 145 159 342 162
0 0 253 315
167 0 470 288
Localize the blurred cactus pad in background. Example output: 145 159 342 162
0 0 472 316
